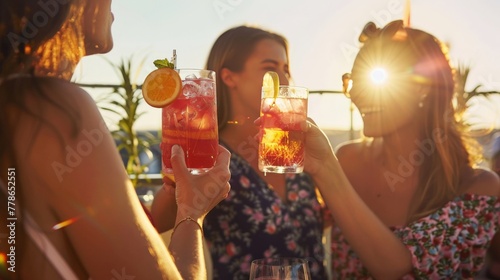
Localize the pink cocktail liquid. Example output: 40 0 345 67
258 97 307 173
161 77 218 174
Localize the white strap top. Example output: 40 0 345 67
1 177 79 280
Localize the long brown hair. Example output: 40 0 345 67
205 25 289 132
0 1 85 277
0 0 86 162
357 21 478 222
406 28 473 221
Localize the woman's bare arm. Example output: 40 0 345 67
19 82 229 279
303 120 413 279
151 179 177 233
166 145 230 279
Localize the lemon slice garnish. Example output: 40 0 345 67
262 71 280 100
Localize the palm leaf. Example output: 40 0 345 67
455 63 500 117
96 55 158 187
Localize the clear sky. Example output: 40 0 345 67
73 0 500 131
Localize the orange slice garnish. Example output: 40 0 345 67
142 68 181 108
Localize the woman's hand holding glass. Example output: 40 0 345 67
254 117 335 176
170 144 231 224
300 118 337 176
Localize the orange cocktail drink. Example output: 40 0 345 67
161 69 218 174
258 86 308 174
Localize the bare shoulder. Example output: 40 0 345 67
12 76 95 103
464 167 500 197
335 139 370 175
39 77 101 119
335 139 366 159
13 77 107 160
12 77 119 193
13 77 102 130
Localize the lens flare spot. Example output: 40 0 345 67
370 68 388 84
0 253 6 267
52 216 80 230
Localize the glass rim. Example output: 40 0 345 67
263 85 308 91
176 68 215 74
251 257 309 265
278 85 308 89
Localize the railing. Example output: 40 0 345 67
76 83 357 140
309 90 356 140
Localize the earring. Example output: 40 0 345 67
418 94 428 108
342 73 352 98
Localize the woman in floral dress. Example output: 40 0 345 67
203 26 328 279
299 20 500 279
483 134 500 278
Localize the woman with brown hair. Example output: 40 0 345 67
0 1 230 279
152 25 328 279
204 25 327 279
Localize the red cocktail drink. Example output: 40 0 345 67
162 69 218 174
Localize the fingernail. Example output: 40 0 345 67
171 145 179 154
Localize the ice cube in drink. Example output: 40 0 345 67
161 71 218 174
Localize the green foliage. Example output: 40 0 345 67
96 55 160 187
153 58 175 69
454 63 500 124
454 63 500 163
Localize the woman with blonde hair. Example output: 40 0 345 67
300 20 500 279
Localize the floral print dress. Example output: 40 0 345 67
331 194 500 279
203 147 327 280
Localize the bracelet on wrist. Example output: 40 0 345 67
171 216 204 237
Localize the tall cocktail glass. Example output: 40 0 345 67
258 86 308 174
161 69 218 175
